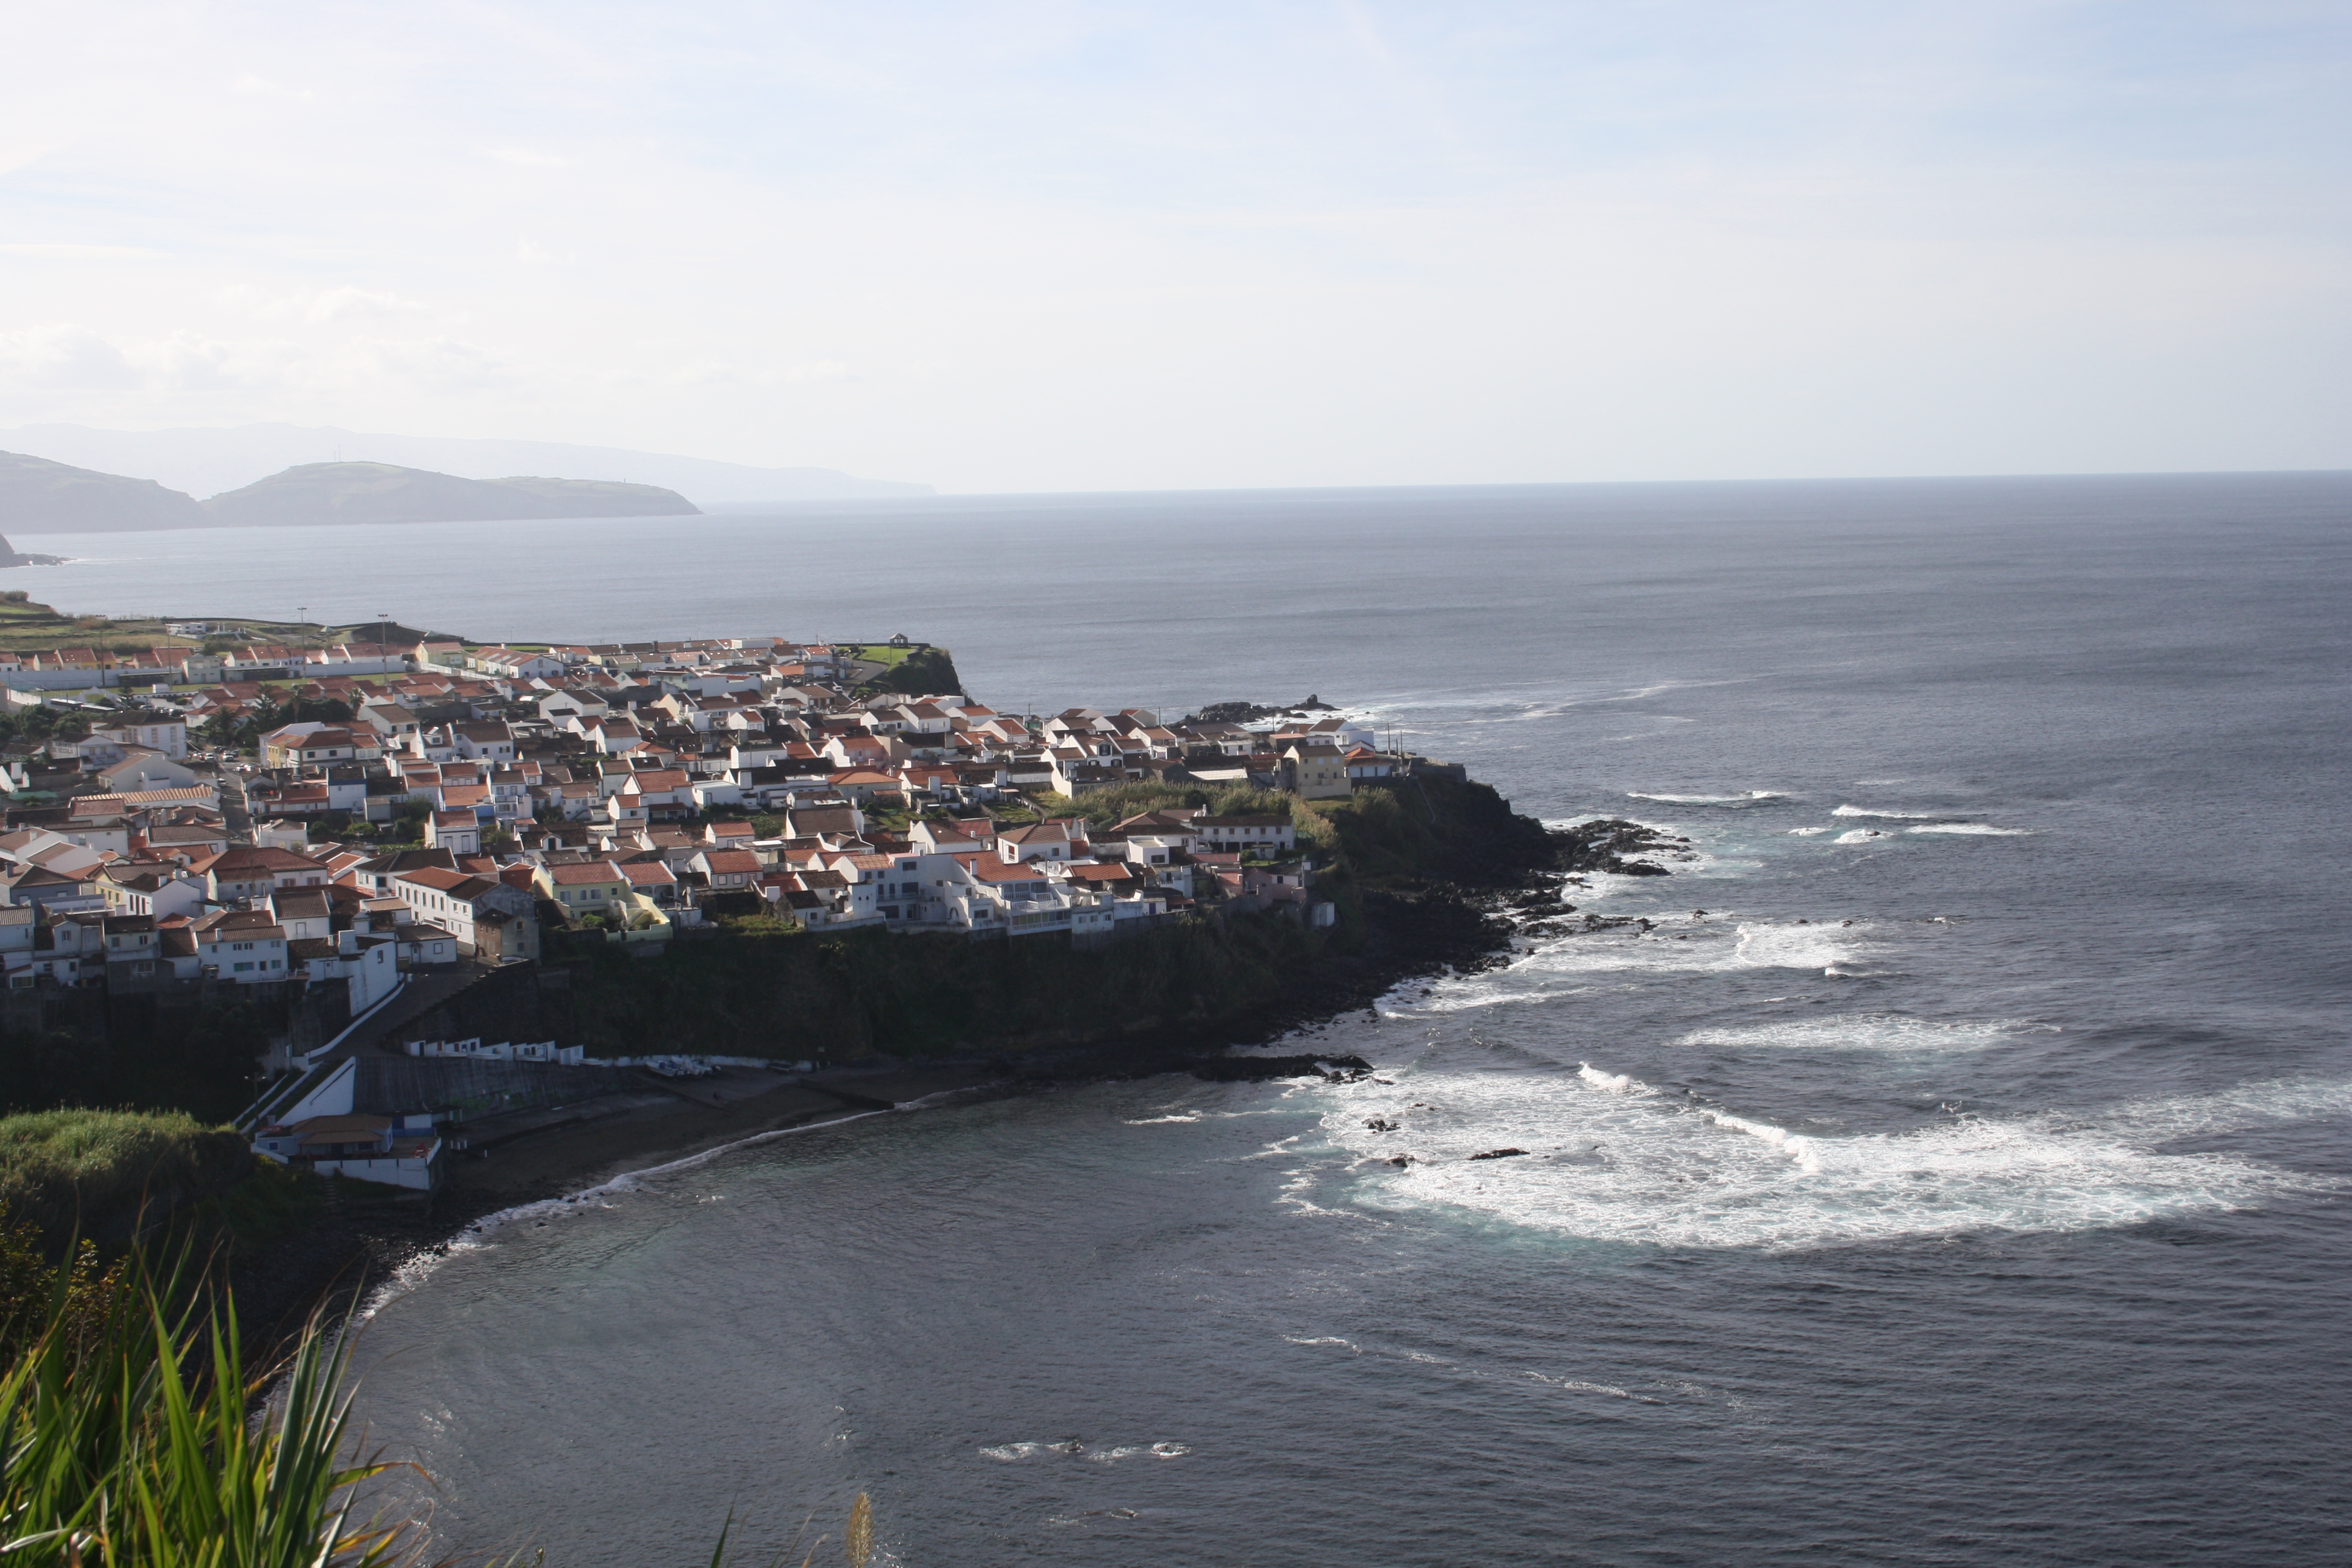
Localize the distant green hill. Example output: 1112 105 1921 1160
0 449 207 531
203 462 701 524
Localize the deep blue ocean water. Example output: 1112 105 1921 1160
29 472 2352 1564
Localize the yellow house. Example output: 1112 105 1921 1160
536 860 630 924
1281 742 1353 801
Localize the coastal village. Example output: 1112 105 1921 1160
0 621 1463 1193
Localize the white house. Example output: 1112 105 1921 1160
191 909 290 981
91 716 188 760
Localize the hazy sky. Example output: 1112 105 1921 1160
2 2 2347 491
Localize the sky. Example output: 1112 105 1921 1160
2 1 2347 492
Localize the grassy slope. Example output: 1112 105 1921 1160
840 642 920 667
0 1109 249 1246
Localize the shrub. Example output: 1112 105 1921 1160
0 1110 248 1253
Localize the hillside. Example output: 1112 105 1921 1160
201 462 701 525
0 449 207 531
1 422 933 505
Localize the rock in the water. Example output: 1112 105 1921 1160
0 534 65 567
1469 1147 1529 1161
1550 818 1687 877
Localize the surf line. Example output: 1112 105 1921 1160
359 1108 896 1319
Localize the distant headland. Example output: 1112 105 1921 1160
0 422 932 513
0 450 697 531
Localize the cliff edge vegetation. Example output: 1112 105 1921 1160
0 1110 246 1250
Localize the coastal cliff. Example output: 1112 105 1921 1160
0 449 207 531
555 776 1568 1068
3 789 1663 1346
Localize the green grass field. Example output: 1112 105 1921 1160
840 641 928 668
0 593 468 658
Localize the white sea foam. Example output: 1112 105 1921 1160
1125 1114 1202 1124
1786 826 1833 835
979 1442 1059 1461
1396 987 1559 1014
2088 1077 2352 1142
1832 828 1888 843
1509 921 1864 979
1312 1062 2344 1251
1832 805 1941 819
1907 823 2034 836
981 1439 1189 1462
1672 1014 2038 1053
1524 1373 1639 1400
1731 924 1864 970
1624 791 1787 805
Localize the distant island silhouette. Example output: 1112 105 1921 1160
1 450 700 531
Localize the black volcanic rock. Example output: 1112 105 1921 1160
0 449 206 531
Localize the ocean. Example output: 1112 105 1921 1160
26 471 2352 1564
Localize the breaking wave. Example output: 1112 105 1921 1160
1316 1065 2344 1252
1624 791 1787 805
1832 805 1941 819
1908 823 2034 835
1672 1014 2045 1053
1510 921 1867 979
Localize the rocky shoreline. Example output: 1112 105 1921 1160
229 815 1674 1341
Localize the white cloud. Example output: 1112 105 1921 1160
0 325 142 391
230 74 315 102
303 287 431 325
0 243 168 260
350 335 517 392
126 332 241 391
0 2 2342 486
777 360 857 384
